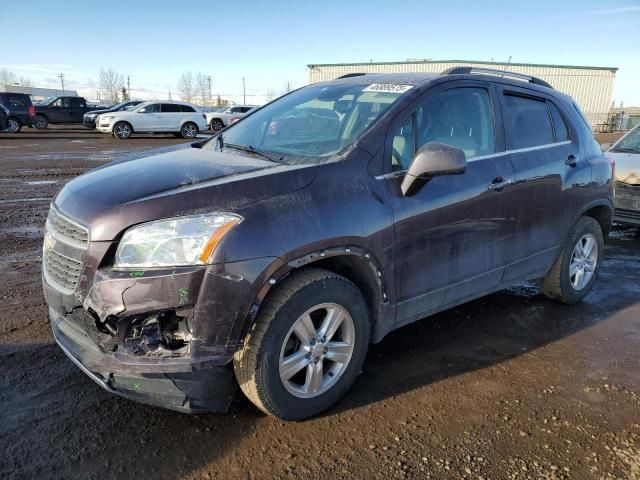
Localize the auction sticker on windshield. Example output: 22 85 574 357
363 84 413 93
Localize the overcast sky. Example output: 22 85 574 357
1 0 639 105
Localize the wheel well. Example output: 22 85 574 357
8 116 21 124
113 120 133 132
299 255 384 336
583 205 612 236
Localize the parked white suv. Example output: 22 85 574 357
206 105 255 131
96 101 208 139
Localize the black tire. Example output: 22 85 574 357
233 268 370 420
210 118 224 131
34 115 48 130
7 117 22 133
181 122 198 139
540 216 604 304
113 122 132 139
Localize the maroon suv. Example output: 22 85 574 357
43 68 613 420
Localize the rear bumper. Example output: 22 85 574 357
50 306 236 413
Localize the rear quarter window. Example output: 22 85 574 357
180 105 196 112
503 94 554 149
548 101 570 141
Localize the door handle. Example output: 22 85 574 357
565 154 578 167
487 176 509 192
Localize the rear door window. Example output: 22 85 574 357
161 104 181 113
503 94 554 149
70 97 85 108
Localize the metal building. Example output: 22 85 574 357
307 59 617 128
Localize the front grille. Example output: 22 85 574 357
616 181 640 191
44 248 84 292
615 208 640 220
47 208 89 247
43 208 89 294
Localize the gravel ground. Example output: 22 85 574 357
1 126 638 480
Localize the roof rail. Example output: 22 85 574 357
337 72 367 79
442 67 553 89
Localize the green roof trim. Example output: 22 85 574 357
307 59 618 72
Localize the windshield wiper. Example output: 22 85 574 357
224 143 283 162
612 147 640 154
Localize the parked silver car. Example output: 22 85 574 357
605 124 640 225
206 105 255 131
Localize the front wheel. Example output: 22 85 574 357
113 122 132 139
181 122 198 139
210 119 224 131
234 268 370 420
34 115 48 130
540 216 604 304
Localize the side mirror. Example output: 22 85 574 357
401 142 467 196
600 143 612 152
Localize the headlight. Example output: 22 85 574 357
101 115 114 121
114 213 242 268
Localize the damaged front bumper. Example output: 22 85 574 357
50 306 236 413
44 254 281 413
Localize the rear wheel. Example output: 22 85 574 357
540 216 604 304
181 122 198 139
113 122 132 139
34 115 48 130
233 268 370 420
210 119 224 131
7 117 21 133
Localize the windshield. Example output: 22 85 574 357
612 126 640 154
208 82 411 162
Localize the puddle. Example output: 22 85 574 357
24 180 58 185
0 197 51 204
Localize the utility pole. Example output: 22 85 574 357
127 76 131 100
58 73 65 94
207 76 212 102
242 77 246 105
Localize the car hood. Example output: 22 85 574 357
54 147 318 240
607 151 640 184
85 109 109 116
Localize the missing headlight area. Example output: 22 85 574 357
93 308 194 357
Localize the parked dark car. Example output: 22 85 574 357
0 103 9 131
83 100 144 128
34 96 95 129
0 92 35 132
43 69 613 420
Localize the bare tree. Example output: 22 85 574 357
19 77 32 87
99 68 125 104
0 69 17 86
195 72 209 106
177 72 195 103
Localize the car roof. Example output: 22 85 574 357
321 71 570 101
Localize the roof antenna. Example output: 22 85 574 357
502 56 512 77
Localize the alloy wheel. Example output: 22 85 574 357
8 119 20 133
114 124 131 139
278 303 355 399
183 124 197 138
569 233 598 290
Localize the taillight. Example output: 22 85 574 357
28 106 35 118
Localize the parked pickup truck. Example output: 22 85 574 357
34 96 98 129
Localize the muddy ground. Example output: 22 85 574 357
1 127 638 480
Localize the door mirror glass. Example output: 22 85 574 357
401 142 467 196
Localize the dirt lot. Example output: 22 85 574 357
1 126 639 480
